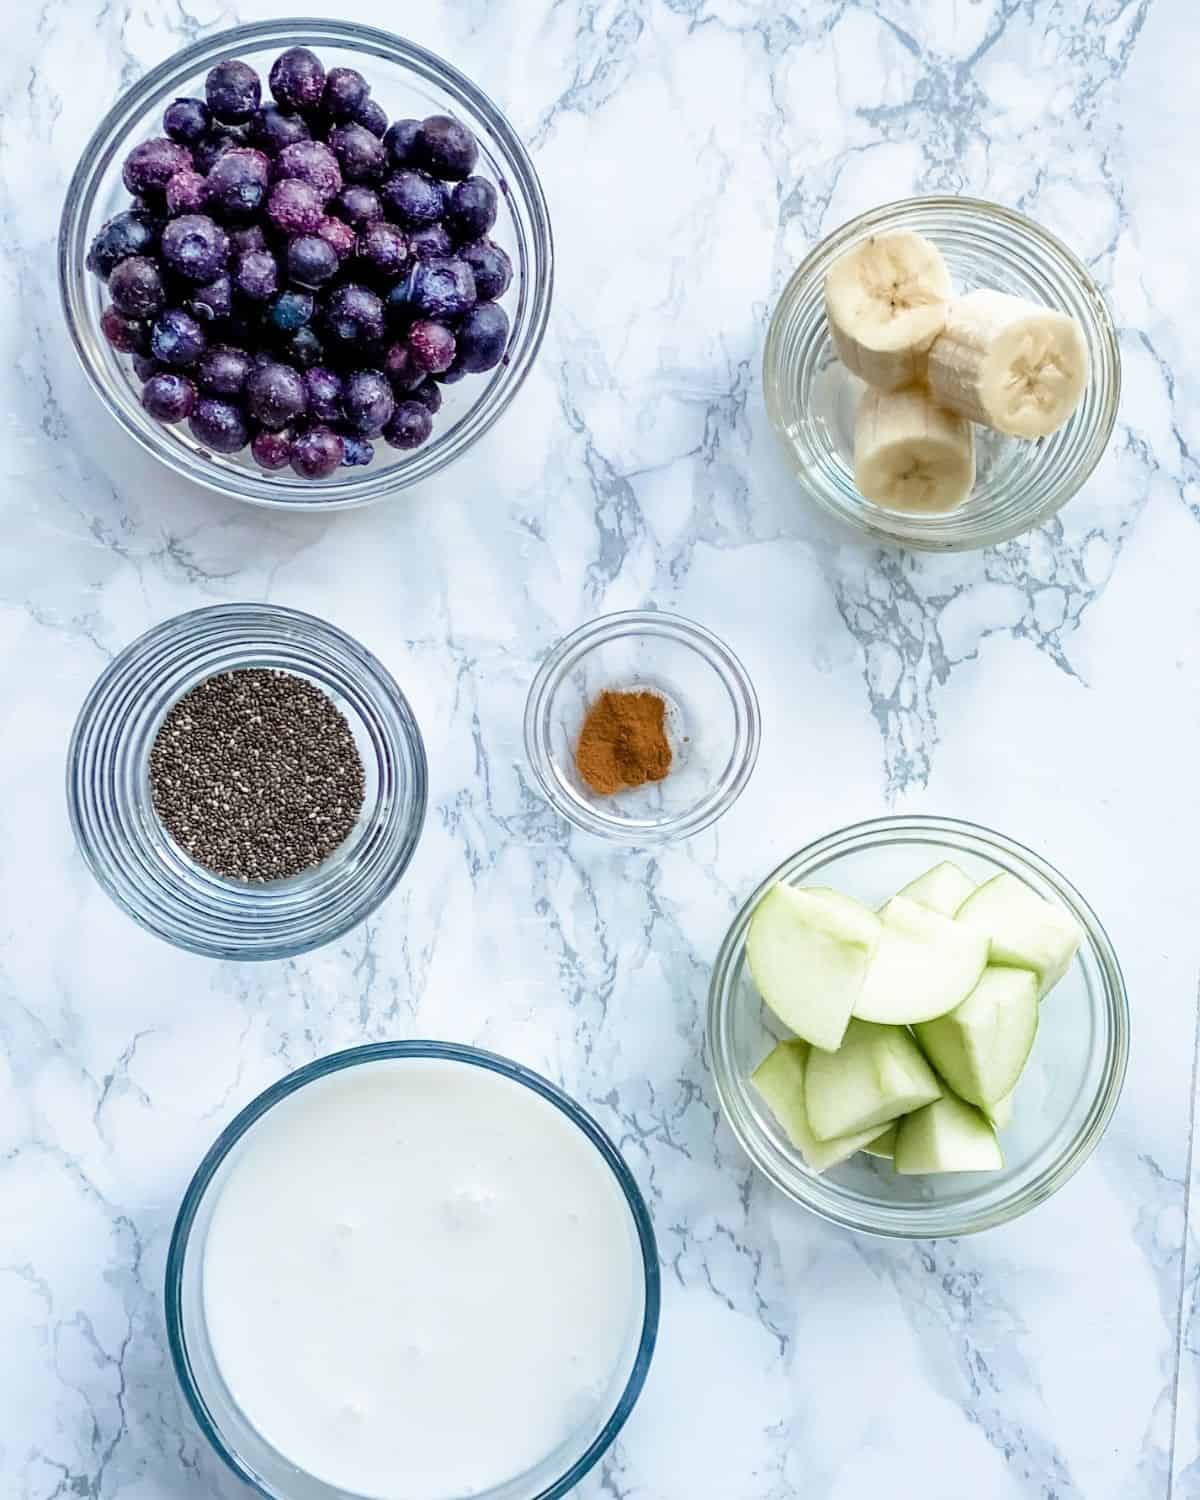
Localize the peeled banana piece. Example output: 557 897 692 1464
928 289 1089 439
824 231 952 391
854 386 976 514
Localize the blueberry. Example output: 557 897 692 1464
383 117 420 167
316 215 358 260
163 97 210 145
303 366 344 421
165 168 209 216
190 397 249 453
197 343 253 397
101 307 149 354
251 428 293 470
286 234 339 289
267 289 315 335
458 238 512 302
269 47 326 113
206 60 261 124
188 272 233 323
234 249 279 301
193 127 243 175
229 223 269 257
246 360 308 429
353 98 388 138
321 67 368 121
328 122 386 184
206 147 271 221
406 223 454 262
357 221 408 281
247 103 311 156
407 319 456 374
86 210 158 280
446 177 497 241
382 340 423 391
151 306 208 367
122 137 193 198
380 169 445 228
267 177 324 235
341 434 374 466
275 140 343 203
383 399 433 450
132 353 161 381
342 368 395 436
334 185 383 230
411 378 443 415
161 214 230 283
141 371 196 422
409 255 476 321
414 115 478 181
109 255 166 318
283 325 325 368
435 359 470 385
290 424 344 478
455 301 509 372
322 282 386 351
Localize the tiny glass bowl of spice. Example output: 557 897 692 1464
67 603 427 960
524 612 761 843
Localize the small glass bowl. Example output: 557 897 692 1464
166 1040 660 1500
707 816 1128 1238
524 611 761 843
58 19 553 510
66 603 427 960
763 197 1121 550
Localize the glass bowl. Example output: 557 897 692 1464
166 1040 660 1500
707 815 1128 1237
66 603 427 960
524 611 761 843
58 18 553 510
763 197 1121 550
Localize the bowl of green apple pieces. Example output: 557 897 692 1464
706 816 1129 1237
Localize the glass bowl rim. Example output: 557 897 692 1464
523 609 762 844
57 16 554 511
164 1039 662 1500
705 813 1129 1238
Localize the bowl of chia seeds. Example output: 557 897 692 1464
67 603 427 959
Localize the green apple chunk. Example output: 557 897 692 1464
955 872 1082 997
896 861 976 917
986 1090 1014 1130
861 1122 898 1159
894 1093 1004 1174
805 1018 942 1140
914 967 1038 1108
746 885 881 1052
852 895 988 1025
751 1041 890 1172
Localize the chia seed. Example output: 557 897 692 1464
148 668 366 882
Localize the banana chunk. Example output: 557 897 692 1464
854 386 976 514
927 289 1089 439
824 231 952 391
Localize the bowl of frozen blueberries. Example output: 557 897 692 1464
59 19 553 508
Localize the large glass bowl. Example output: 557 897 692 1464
763 197 1120 550
58 19 553 509
707 816 1128 1237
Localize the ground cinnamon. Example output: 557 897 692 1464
575 689 673 796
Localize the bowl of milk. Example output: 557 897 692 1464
166 1042 659 1500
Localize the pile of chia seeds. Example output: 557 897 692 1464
149 668 365 882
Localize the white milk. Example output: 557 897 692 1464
201 1056 645 1500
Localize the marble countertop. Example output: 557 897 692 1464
3 0 1198 1496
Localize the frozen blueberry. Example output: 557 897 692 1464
353 98 388 138
303 365 344 421
267 289 315 336
151 307 207 368
411 378 443 415
435 359 469 385
206 59 261 124
383 117 420 167
286 234 339 289
246 360 308 429
229 222 269 257
132 354 161 381
321 66 368 121
188 272 233 323
290 424 344 478
109 255 165 318
234 248 279 301
382 340 422 391
455 301 509 372
380 169 445 228
197 343 253 397
458 238 512 302
341 434 374 466
383 399 433 450
161 214 230 283
315 215 357 261
101 307 149 354
190 397 249 453
322 282 386 351
251 428 293 469
193 127 243 175
409 255 476 321
328 122 386 184
414 115 478 181
206 147 271 221
275 140 343 203
165 168 209 216
334 185 383 230
357 221 408 281
407 319 456 374
406 223 454 262
282 325 325 368
446 177 497 241
86 210 158 279
163 97 210 145
269 47 326 112
122 137 193 198
267 177 324 235
247 103 311 156
342 368 395 436
141 371 196 422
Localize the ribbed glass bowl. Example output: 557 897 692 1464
58 18 553 509
764 197 1121 550
707 816 1128 1237
66 603 427 959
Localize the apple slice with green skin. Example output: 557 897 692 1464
896 861 975 917
894 1092 1003 1174
751 1041 891 1171
955 872 1082 998
914 966 1038 1107
986 1090 1014 1130
852 895 988 1025
746 885 881 1053
861 1122 897 1159
805 1018 942 1140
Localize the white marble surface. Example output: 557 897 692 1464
2 0 1198 1496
